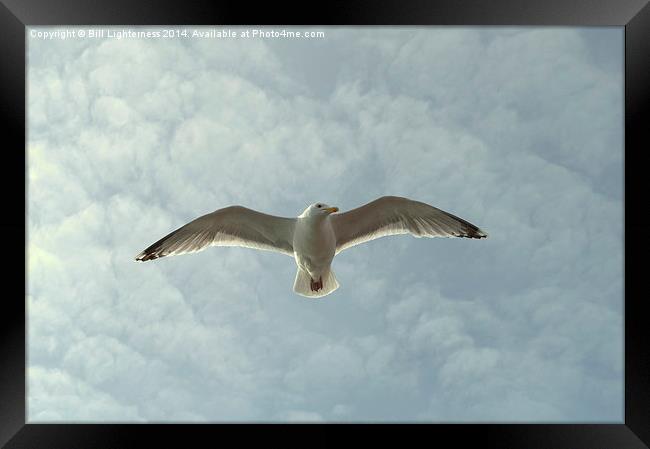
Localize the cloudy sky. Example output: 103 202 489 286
27 26 623 422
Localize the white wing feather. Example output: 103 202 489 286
135 206 296 261
331 196 487 254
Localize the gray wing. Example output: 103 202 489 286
135 206 296 261
331 196 487 254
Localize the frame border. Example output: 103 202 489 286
2 0 648 447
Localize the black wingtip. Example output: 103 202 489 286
461 227 488 239
135 251 156 261
474 228 488 239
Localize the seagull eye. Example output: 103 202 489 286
317 204 322 208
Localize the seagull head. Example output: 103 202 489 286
300 202 339 218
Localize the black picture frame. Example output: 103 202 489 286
2 0 648 447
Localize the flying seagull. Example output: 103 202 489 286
135 196 487 298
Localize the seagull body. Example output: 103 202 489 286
135 196 487 298
293 206 338 293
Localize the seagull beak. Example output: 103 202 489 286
324 206 339 214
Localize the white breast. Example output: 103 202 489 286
293 216 336 277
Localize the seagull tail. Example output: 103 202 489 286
293 268 339 299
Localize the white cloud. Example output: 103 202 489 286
92 96 134 128
283 410 325 422
28 366 142 422
27 27 623 422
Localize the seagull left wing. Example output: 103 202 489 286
135 206 296 261
331 196 487 254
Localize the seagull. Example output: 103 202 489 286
135 196 487 298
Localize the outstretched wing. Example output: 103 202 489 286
135 206 296 261
331 196 487 254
